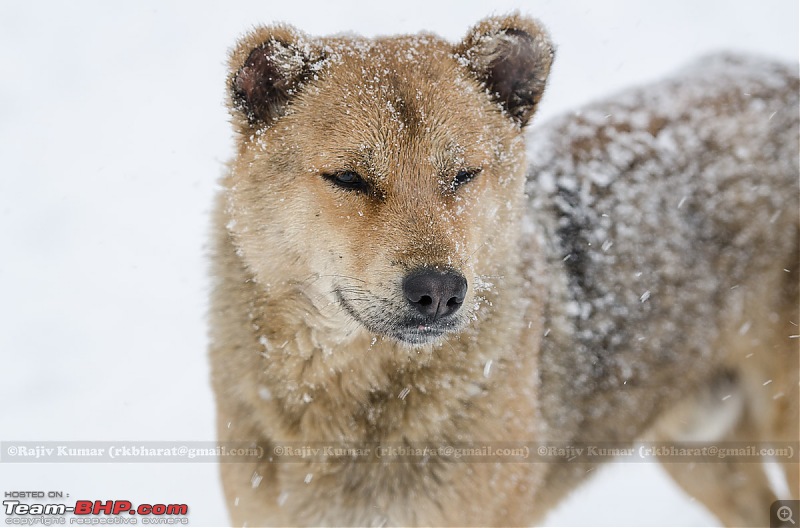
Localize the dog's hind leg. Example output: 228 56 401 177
652 374 779 527
736 252 800 501
769 261 799 499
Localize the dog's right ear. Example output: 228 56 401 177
228 25 324 132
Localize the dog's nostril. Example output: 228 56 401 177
402 268 468 320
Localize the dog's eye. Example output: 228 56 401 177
452 169 481 191
324 171 369 193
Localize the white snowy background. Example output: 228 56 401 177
0 1 797 526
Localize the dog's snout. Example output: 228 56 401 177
402 268 467 320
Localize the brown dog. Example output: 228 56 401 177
210 14 798 526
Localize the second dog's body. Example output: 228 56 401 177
210 16 799 526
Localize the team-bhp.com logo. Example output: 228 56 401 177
4 499 188 524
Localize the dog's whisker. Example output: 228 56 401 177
461 240 490 265
320 274 369 285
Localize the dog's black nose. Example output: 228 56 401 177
402 268 467 320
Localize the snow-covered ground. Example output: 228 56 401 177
1 1 796 526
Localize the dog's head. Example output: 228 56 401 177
224 15 553 346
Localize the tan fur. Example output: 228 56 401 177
210 15 798 526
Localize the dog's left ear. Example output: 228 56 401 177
455 14 555 126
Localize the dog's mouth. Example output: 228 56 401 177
334 289 464 346
389 321 454 345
